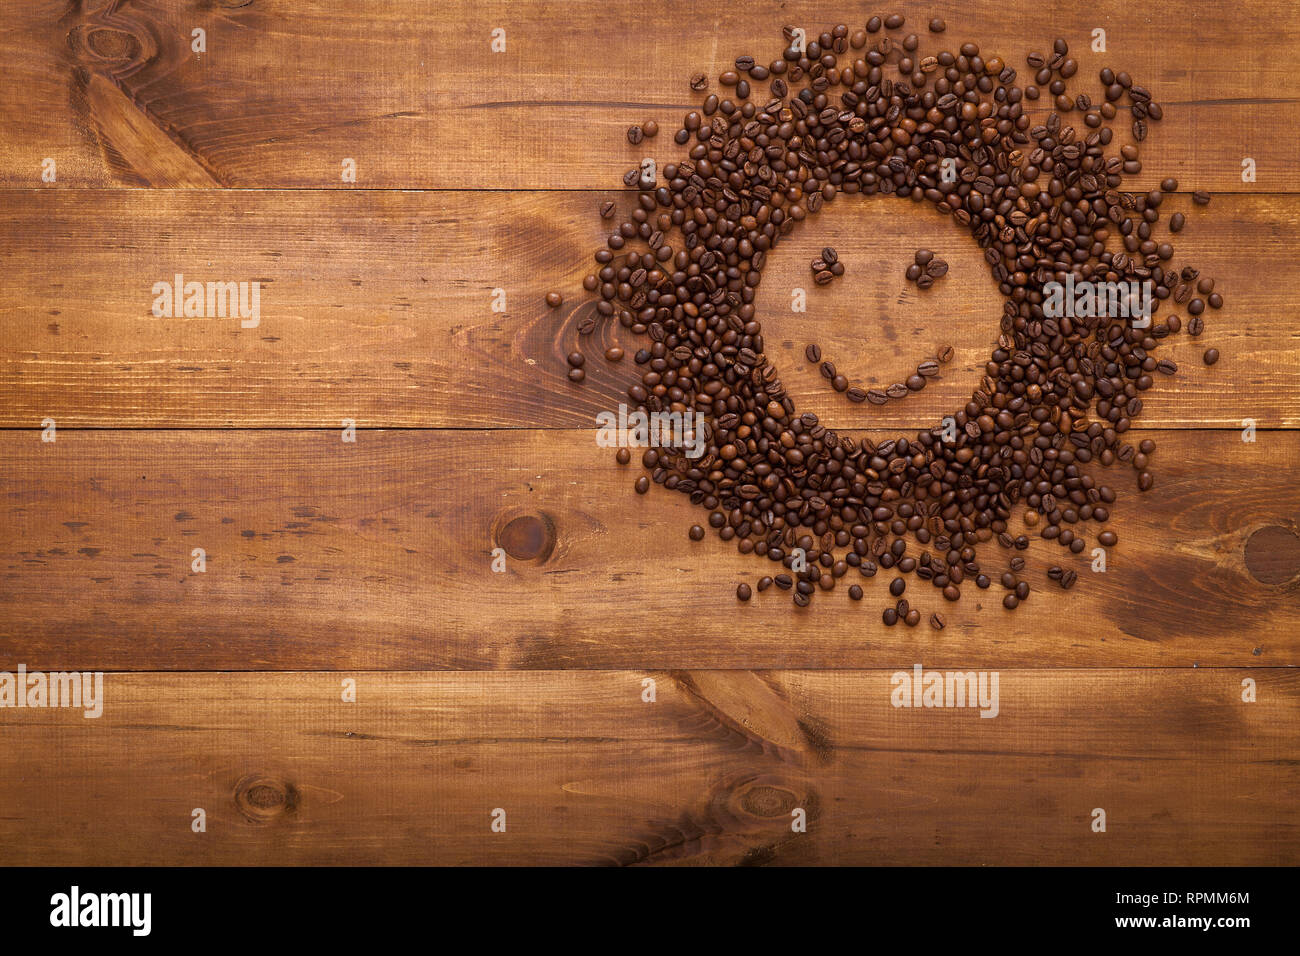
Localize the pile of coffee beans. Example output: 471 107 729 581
905 248 948 289
568 15 1224 619
811 246 845 284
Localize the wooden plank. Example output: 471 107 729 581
0 670 1294 865
1 190 1291 428
2 428 1296 671
2 1 1294 190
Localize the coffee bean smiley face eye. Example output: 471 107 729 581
561 25 1223 613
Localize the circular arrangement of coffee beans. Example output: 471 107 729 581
563 17 1225 615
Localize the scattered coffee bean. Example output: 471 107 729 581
930 612 946 629
546 292 563 308
736 583 752 601
849 584 863 600
605 346 624 362
1203 348 1220 365
1193 191 1212 205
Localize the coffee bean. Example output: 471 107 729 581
561 20 1223 623
1203 348 1220 365
736 583 752 601
627 126 644 145
1193 191 1212 205
567 367 584 383
546 292 563 308
890 577 906 596
605 346 624 362
634 476 649 494
849 584 863 600
690 72 707 91
929 18 946 32
689 525 705 541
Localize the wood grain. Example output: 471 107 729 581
2 1 1294 190
2 190 1292 428
3 428 1296 671
0 669 1293 865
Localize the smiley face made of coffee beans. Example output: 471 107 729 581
560 16 1223 617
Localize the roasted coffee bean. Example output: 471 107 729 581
929 612 946 629
546 292 563 308
1203 348 1220 365
929 18 945 32
561 20 1223 615
627 126 644 145
1193 191 1212 205
690 72 708 90
736 583 752 601
849 584 863 600
605 346 624 362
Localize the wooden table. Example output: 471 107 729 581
1 0 1297 865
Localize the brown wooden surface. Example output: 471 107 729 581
0 670 1294 866
0 1 1297 867
2 428 1296 670
1 0 1294 190
1 191 1292 428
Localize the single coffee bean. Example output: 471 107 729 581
605 346 624 362
689 525 705 541
1203 348 1220 365
634 476 649 494
937 345 954 363
890 577 906 596
929 18 945 32
806 343 822 363
567 367 585 383
1187 314 1204 336
615 447 631 465
1193 191 1212 205
929 612 945 629
849 584 863 600
627 126 644 145
736 583 752 601
546 292 563 308
566 351 584 368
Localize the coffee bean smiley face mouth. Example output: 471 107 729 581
563 19 1225 616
